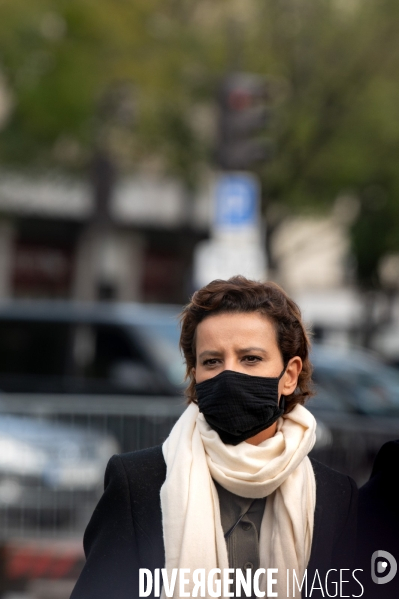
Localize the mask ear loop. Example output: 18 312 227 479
278 365 287 412
277 366 286 380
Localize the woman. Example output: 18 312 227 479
71 277 357 599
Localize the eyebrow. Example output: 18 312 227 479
238 347 268 354
198 350 222 359
198 347 268 359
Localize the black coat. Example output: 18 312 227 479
71 446 358 599
357 440 399 599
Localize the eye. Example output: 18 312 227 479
202 358 220 366
243 355 262 363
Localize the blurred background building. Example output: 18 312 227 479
0 171 210 303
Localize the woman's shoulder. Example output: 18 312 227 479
309 457 357 514
106 444 167 497
310 456 355 484
113 443 166 470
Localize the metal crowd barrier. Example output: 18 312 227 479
0 395 186 598
0 392 383 543
0 395 185 540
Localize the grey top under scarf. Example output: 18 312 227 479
215 480 266 596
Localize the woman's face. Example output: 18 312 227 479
193 311 302 444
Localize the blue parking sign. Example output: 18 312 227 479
214 173 259 231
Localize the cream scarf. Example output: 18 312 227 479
160 402 317 598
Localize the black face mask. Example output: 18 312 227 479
195 369 286 445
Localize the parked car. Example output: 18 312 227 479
0 413 119 535
0 301 187 465
0 300 185 396
308 343 399 483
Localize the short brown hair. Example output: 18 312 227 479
179 276 314 413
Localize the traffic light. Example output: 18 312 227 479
216 72 272 171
